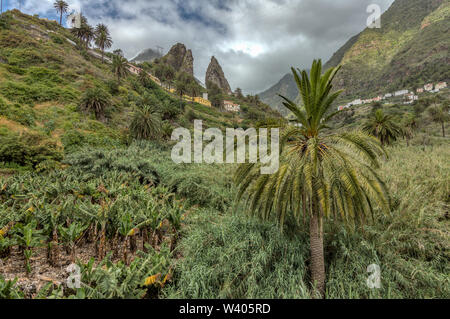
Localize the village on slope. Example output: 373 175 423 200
338 81 448 110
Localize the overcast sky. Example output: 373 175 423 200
7 0 395 94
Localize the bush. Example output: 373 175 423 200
0 131 63 168
0 103 35 126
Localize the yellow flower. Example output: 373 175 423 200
27 207 35 213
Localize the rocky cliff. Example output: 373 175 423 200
205 56 232 94
161 43 194 76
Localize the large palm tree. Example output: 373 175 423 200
53 0 69 25
363 109 402 146
130 105 162 140
235 60 390 297
428 103 449 138
80 87 111 121
111 54 129 85
70 15 94 49
94 24 112 63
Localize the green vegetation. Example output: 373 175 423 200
0 9 448 300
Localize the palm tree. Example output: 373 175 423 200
111 54 129 85
53 0 69 25
70 15 93 49
402 113 418 146
235 60 390 297
188 82 200 103
130 105 162 140
94 24 112 63
80 87 111 121
363 109 402 146
428 103 449 137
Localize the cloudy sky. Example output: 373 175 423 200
6 0 394 93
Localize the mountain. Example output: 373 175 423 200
160 43 194 77
258 73 297 116
260 0 450 111
205 56 232 94
130 48 162 63
326 0 450 101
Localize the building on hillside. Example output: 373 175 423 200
373 96 382 102
406 93 418 101
384 93 393 99
223 100 241 112
416 88 424 93
203 92 209 100
338 106 344 111
435 82 447 90
394 89 409 97
127 64 142 75
424 83 433 91
194 97 212 107
351 99 362 106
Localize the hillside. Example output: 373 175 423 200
258 73 296 116
260 0 450 111
0 10 279 172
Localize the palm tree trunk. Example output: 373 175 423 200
309 209 325 298
60 12 63 25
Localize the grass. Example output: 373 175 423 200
164 144 449 299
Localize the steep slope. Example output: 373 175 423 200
258 73 297 116
261 0 449 109
326 0 450 100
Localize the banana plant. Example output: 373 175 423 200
59 222 87 263
118 213 135 265
13 221 44 274
79 199 112 260
165 201 184 252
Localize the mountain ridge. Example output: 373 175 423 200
260 0 450 113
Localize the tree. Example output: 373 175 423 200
187 82 200 103
71 15 94 49
80 87 111 121
428 103 449 137
94 24 112 63
207 81 223 109
130 105 162 140
164 65 176 90
363 109 402 146
112 54 129 85
402 113 418 146
234 60 390 297
235 88 244 99
53 0 69 25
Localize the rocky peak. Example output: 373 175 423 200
161 43 194 77
205 56 232 94
180 49 194 76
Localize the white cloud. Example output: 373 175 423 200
11 0 395 94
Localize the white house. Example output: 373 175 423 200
424 83 433 91
384 93 393 99
435 82 447 90
416 88 424 93
394 89 409 97
351 99 362 106
223 100 241 112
